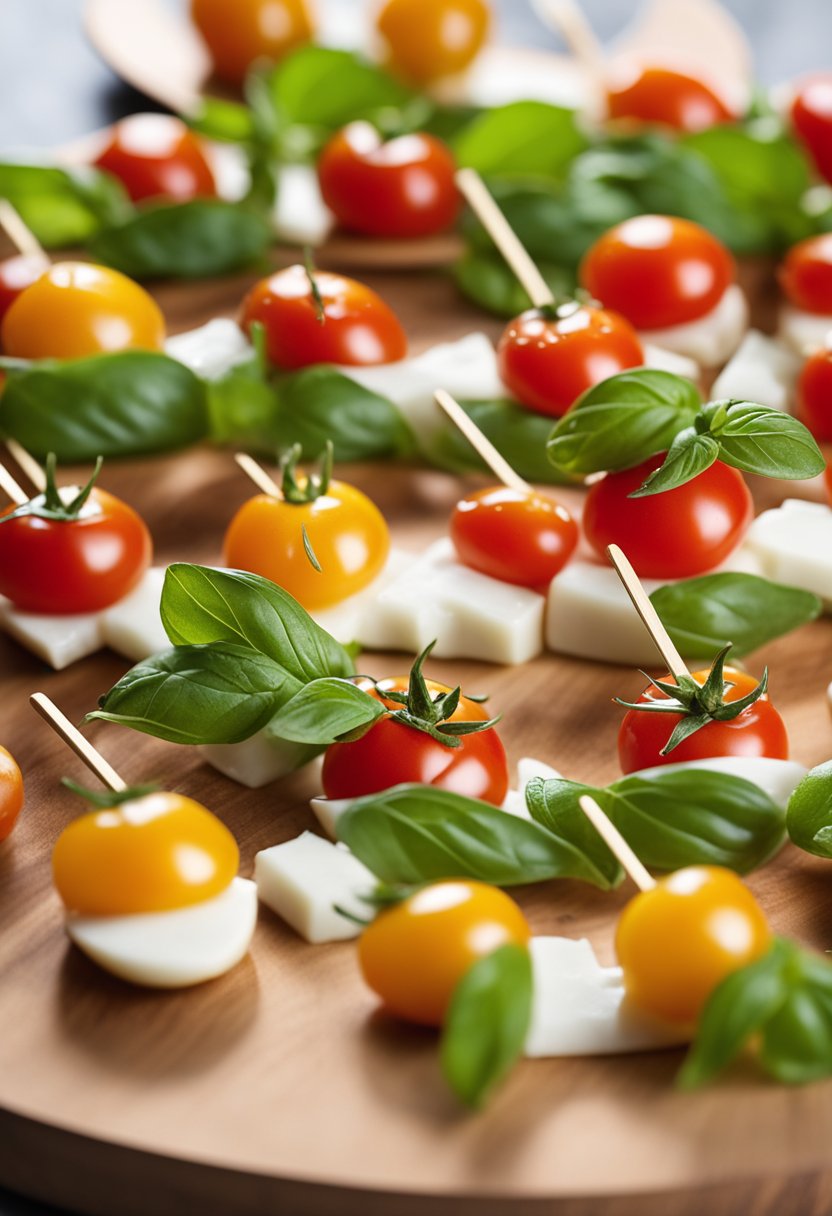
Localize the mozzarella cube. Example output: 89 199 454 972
199 731 321 789
165 318 251 381
637 285 749 367
711 330 802 413
311 548 413 645
101 567 169 662
255 831 376 943
777 304 832 356
273 163 335 248
641 342 700 382
0 598 103 669
746 499 832 606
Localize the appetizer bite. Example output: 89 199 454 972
92 114 217 204
0 746 23 842
190 0 314 85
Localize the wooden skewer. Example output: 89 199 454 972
30 693 127 793
434 390 532 494
531 0 608 80
234 452 283 499
0 199 49 263
578 794 656 892
0 462 27 506
607 543 691 682
4 439 45 493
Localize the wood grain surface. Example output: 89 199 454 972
1 259 831 1216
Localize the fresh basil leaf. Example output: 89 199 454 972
628 429 720 496
452 248 574 319
189 97 257 144
422 103 483 144
205 355 278 446
786 760 832 859
89 641 299 744
454 101 587 179
440 944 533 1108
89 199 272 280
268 46 417 136
268 677 383 744
0 162 132 246
0 352 208 460
760 950 832 1084
702 401 825 481
336 784 619 889
524 777 624 888
650 573 821 659
429 397 576 484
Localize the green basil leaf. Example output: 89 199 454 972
760 950 832 1084
89 641 299 744
0 352 208 460
429 397 577 484
453 101 587 179
336 784 618 889
268 677 383 744
189 97 257 143
628 430 720 497
524 777 624 888
440 944 533 1108
89 200 272 279
706 401 825 481
786 760 832 859
650 573 821 660
0 162 132 246
268 46 416 134
452 248 574 318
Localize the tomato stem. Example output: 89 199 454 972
303 246 326 325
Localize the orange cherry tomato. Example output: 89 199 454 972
450 486 578 588
583 454 753 580
580 215 736 330
797 347 832 441
777 234 832 314
616 865 771 1023
240 264 407 368
0 254 48 328
93 114 217 204
791 74 832 185
497 303 645 418
618 665 788 775
53 790 239 916
359 880 530 1025
318 123 460 239
1 262 165 360
607 66 734 133
190 0 313 86
0 747 24 842
376 0 490 85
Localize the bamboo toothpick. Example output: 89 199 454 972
0 199 48 263
578 794 656 892
531 0 607 79
4 439 45 493
234 452 282 499
0 462 27 506
434 390 532 494
607 544 691 682
30 693 127 793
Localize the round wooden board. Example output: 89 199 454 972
1 265 832 1216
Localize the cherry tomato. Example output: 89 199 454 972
359 880 530 1025
318 123 460 239
1 262 165 360
240 264 407 369
93 114 217 204
190 0 313 86
796 347 832 440
579 215 735 330
450 486 578 588
607 66 734 133
376 0 490 85
791 74 832 185
0 747 23 842
825 464 832 506
0 254 48 328
616 865 771 1023
777 235 832 314
618 665 788 775
497 302 644 418
583 455 753 580
0 486 152 614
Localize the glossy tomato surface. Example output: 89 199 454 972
618 665 789 775
376 0 490 84
792 74 832 184
190 0 313 85
778 234 832 314
797 348 832 441
318 123 460 238
580 215 735 330
0 488 152 614
240 264 407 368
0 254 48 328
450 486 578 588
607 66 734 133
93 114 217 204
583 455 753 580
0 746 23 843
497 303 644 417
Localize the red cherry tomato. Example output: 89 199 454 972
797 347 832 441
318 123 460 239
0 254 48 328
0 488 152 614
618 666 789 775
580 215 735 330
240 264 408 369
583 455 753 580
190 0 314 86
777 235 832 314
450 486 578 588
93 114 217 204
322 675 509 805
607 66 734 133
792 74 832 184
497 303 644 418
0 746 23 842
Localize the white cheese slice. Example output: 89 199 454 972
198 731 321 790
711 330 802 413
255 831 375 943
641 343 700 382
66 877 257 988
525 936 688 1057
633 756 807 809
0 598 103 670
637 285 749 367
777 304 832 356
746 499 832 606
101 567 169 662
165 317 251 381
311 548 413 645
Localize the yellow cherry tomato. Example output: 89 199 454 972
190 0 314 86
0 746 23 842
615 865 771 1025
376 0 491 84
52 790 239 917
222 481 390 611
358 880 530 1026
1 262 165 360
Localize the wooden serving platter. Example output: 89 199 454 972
1 266 832 1216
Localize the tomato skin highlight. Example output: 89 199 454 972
797 348 832 441
0 254 48 329
240 265 407 369
615 865 771 1024
359 880 530 1025
93 114 217 204
0 488 152 614
778 234 832 314
618 665 789 775
580 215 735 330
0 746 24 842
583 455 753 580
450 486 578 588
791 74 832 185
607 66 734 133
190 0 314 85
376 0 490 85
